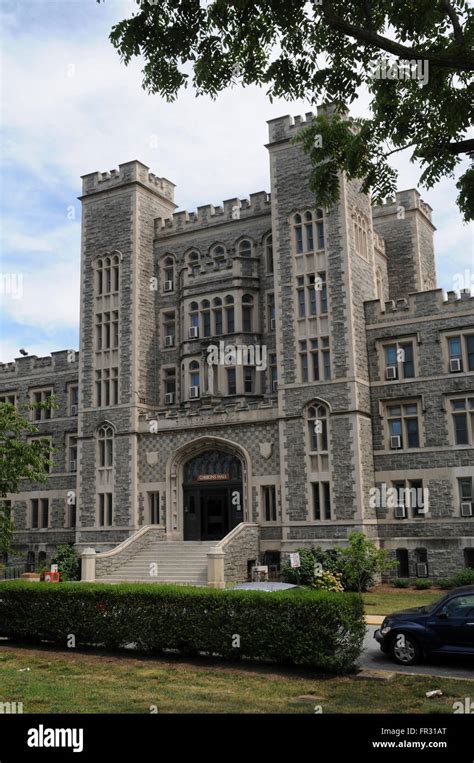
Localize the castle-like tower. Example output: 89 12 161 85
1 110 473 582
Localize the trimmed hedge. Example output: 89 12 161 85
0 582 365 673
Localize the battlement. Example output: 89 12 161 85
364 288 473 325
0 350 79 376
372 189 434 225
267 103 349 144
81 161 176 204
154 191 271 238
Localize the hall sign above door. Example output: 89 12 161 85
197 473 229 481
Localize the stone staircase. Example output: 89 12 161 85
95 540 216 585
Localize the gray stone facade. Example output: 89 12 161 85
1 109 473 579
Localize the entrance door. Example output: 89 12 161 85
202 490 228 540
183 490 200 541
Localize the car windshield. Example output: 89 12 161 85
421 592 451 614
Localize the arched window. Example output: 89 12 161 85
242 294 254 332
97 424 114 468
213 297 223 335
225 295 235 333
201 299 211 337
307 404 328 453
353 212 369 260
162 256 175 291
189 301 199 337
189 361 200 398
211 244 226 267
293 213 303 253
26 550 35 572
96 254 119 296
187 250 200 274
265 234 274 273
293 210 324 254
238 239 252 258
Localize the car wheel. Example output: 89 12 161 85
390 632 421 666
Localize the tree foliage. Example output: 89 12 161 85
97 0 474 219
0 400 56 555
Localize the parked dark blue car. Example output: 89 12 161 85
374 585 474 665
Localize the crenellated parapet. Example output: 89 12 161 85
154 191 271 238
372 189 433 225
364 288 473 325
80 160 176 204
267 103 349 144
0 350 79 376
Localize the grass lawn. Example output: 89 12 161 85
363 587 441 616
0 644 472 714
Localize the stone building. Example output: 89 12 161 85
1 108 473 583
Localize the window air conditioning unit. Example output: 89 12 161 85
385 365 397 380
189 386 200 399
165 335 174 347
390 435 401 449
272 380 278 392
69 460 76 472
164 392 175 405
449 357 462 373
71 404 78 415
461 502 473 517
394 505 406 519
188 326 199 339
270 318 276 330
416 563 428 578
164 280 173 292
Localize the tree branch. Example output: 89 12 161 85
439 0 465 47
320 0 474 71
446 138 474 155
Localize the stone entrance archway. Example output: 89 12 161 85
165 436 252 540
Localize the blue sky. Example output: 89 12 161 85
1 0 473 363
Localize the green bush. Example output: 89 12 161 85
437 578 455 590
450 568 474 587
51 544 80 581
414 579 433 590
392 578 410 588
0 581 365 673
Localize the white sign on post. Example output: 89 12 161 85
51 564 58 573
289 552 301 569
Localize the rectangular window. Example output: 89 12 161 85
297 276 305 318
267 293 275 329
467 335 474 371
262 485 277 522
244 367 254 393
227 368 236 395
226 308 235 334
67 436 77 472
299 341 308 383
203 311 211 337
148 492 160 524
0 393 16 406
401 343 414 378
215 309 223 335
448 335 463 371
312 482 330 520
270 353 277 392
305 222 314 251
242 307 252 332
318 272 328 314
31 389 53 421
295 226 303 254
99 494 113 527
459 477 472 502
450 397 474 445
69 385 79 416
308 275 317 315
316 221 324 250
386 401 421 449
31 499 39 529
40 498 49 528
